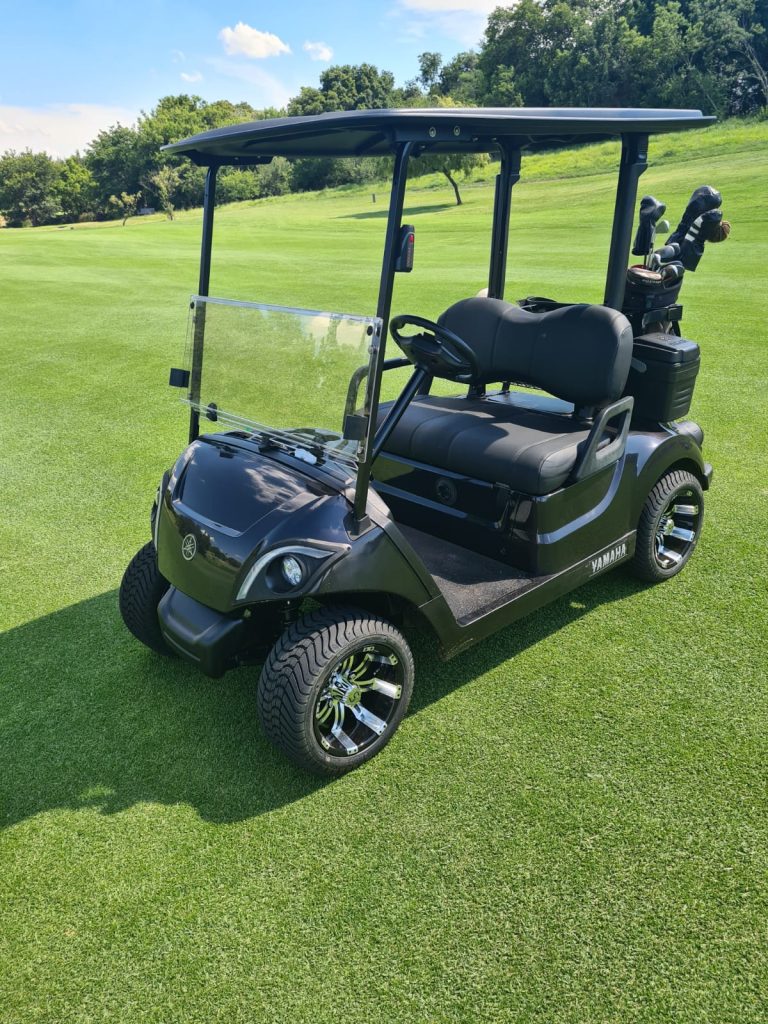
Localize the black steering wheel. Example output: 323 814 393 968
390 315 479 383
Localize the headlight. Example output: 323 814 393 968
236 544 339 601
281 556 304 587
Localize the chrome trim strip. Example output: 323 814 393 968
235 545 332 601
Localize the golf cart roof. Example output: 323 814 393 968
164 107 715 166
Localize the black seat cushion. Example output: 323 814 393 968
438 298 633 408
378 393 597 496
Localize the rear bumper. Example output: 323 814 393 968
158 587 248 678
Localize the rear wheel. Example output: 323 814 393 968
257 606 414 775
119 541 173 655
630 470 704 582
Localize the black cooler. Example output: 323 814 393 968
623 332 701 422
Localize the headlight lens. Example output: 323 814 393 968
281 556 304 587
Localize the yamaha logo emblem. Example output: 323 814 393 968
181 534 197 560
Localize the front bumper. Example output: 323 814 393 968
158 587 249 678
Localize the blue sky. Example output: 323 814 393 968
0 0 497 155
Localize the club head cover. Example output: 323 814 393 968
653 241 681 265
660 261 685 285
667 185 722 246
679 210 728 270
632 194 667 256
704 216 731 243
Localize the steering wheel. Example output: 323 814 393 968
390 315 479 383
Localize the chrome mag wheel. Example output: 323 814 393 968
630 469 705 583
258 607 415 775
313 645 405 758
654 493 701 570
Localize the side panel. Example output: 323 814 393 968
373 427 706 576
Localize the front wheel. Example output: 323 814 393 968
119 541 173 655
257 606 414 775
630 469 704 582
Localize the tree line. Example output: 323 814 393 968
1 0 765 227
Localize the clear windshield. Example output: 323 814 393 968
182 296 382 472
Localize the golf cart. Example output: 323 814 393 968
120 107 719 775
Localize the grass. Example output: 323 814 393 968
1 120 767 1023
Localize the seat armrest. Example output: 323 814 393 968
570 396 634 483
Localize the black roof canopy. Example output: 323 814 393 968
163 107 715 166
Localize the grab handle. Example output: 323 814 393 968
570 396 634 483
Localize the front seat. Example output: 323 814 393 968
378 297 633 496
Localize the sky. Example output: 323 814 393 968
0 0 499 157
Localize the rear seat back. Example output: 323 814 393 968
438 297 633 409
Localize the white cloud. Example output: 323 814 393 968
303 40 333 62
171 49 186 63
394 0 496 44
205 58 293 108
0 103 137 157
180 71 203 83
219 22 291 59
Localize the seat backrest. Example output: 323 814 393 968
438 297 633 408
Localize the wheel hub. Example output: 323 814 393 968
654 492 701 569
313 647 404 758
327 675 363 707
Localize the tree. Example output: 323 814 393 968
56 156 96 222
686 0 768 112
86 124 142 213
286 64 397 190
480 0 550 107
216 167 262 204
418 52 443 92
287 86 327 117
319 63 395 110
257 157 292 197
108 191 141 226
413 150 488 206
0 150 61 226
149 165 180 219
438 51 484 104
288 63 396 115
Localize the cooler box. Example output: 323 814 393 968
624 332 701 422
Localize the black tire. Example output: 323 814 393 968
630 469 704 582
257 606 414 775
119 541 173 656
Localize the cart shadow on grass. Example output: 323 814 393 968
0 573 649 831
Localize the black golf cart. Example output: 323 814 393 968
120 108 716 775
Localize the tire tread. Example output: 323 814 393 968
257 605 414 775
630 469 703 582
118 541 172 655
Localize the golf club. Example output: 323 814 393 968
632 194 668 267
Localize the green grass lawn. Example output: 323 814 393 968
1 121 767 1023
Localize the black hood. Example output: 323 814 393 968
156 435 352 612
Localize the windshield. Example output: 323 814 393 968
182 296 382 473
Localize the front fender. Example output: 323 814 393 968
156 435 354 612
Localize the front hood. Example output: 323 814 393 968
156 435 352 611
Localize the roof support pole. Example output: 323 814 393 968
604 133 647 311
488 144 521 299
189 164 218 444
353 141 413 523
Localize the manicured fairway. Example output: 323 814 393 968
1 123 767 1023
